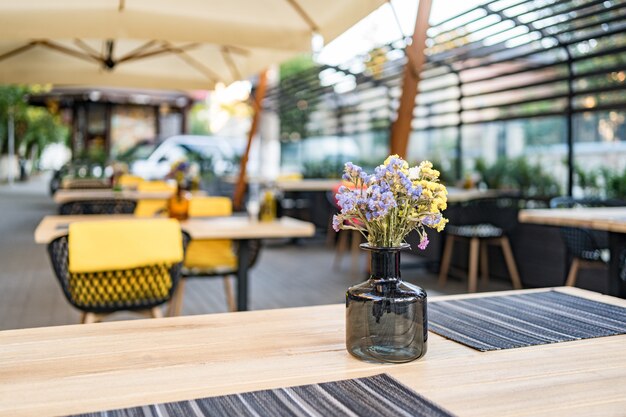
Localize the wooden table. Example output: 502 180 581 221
519 207 626 297
1 287 624 417
34 215 316 311
53 189 174 204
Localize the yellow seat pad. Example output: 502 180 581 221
69 219 183 273
184 240 237 270
188 196 232 217
137 181 175 192
184 196 237 270
134 200 167 217
134 181 175 217
118 174 144 188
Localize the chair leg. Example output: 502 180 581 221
438 235 455 287
326 217 336 247
81 312 102 324
167 279 186 317
350 230 361 277
333 231 349 270
480 241 489 284
565 258 580 287
500 236 522 290
468 238 480 293
223 275 237 312
150 307 163 318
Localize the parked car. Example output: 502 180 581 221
130 135 237 180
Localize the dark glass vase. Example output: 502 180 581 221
346 243 427 363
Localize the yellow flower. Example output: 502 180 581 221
436 217 449 232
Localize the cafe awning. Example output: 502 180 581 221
0 0 386 89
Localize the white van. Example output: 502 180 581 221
130 135 236 180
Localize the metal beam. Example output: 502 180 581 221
234 70 269 211
389 0 432 157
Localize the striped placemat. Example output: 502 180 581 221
69 373 455 417
429 290 626 351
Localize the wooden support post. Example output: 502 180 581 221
233 70 268 210
389 0 433 158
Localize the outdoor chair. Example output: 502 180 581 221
168 196 261 315
134 181 175 217
550 197 625 287
47 218 188 324
439 197 523 293
59 199 137 215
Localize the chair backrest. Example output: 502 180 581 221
450 197 523 233
548 196 623 260
48 219 187 313
550 196 626 208
59 199 137 215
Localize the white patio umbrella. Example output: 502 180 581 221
0 0 386 89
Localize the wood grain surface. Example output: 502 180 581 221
0 287 625 417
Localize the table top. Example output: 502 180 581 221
0 287 624 417
53 189 174 204
34 215 316 244
519 207 626 233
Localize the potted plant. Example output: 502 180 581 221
333 155 448 363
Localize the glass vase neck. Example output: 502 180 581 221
360 243 409 281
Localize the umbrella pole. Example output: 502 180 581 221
233 70 268 211
389 0 432 158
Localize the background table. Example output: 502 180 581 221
34 215 316 310
520 207 626 297
0 287 624 417
53 189 174 204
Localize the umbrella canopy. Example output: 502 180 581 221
0 0 385 89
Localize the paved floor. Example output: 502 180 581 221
0 175 512 330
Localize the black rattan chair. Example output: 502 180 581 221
58 199 137 215
48 233 189 323
549 197 625 287
439 197 523 293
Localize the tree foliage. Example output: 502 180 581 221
0 85 68 157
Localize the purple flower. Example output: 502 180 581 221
336 190 357 213
418 235 429 250
342 162 365 181
422 214 441 227
332 215 342 232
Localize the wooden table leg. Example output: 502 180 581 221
237 239 251 311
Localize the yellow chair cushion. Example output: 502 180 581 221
137 181 176 192
134 200 167 217
184 196 237 271
68 219 183 273
118 174 144 188
188 196 232 217
134 181 175 217
184 240 237 270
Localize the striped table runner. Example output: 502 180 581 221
69 374 455 417
429 290 626 351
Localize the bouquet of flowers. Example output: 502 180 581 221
332 155 448 249
166 160 200 190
